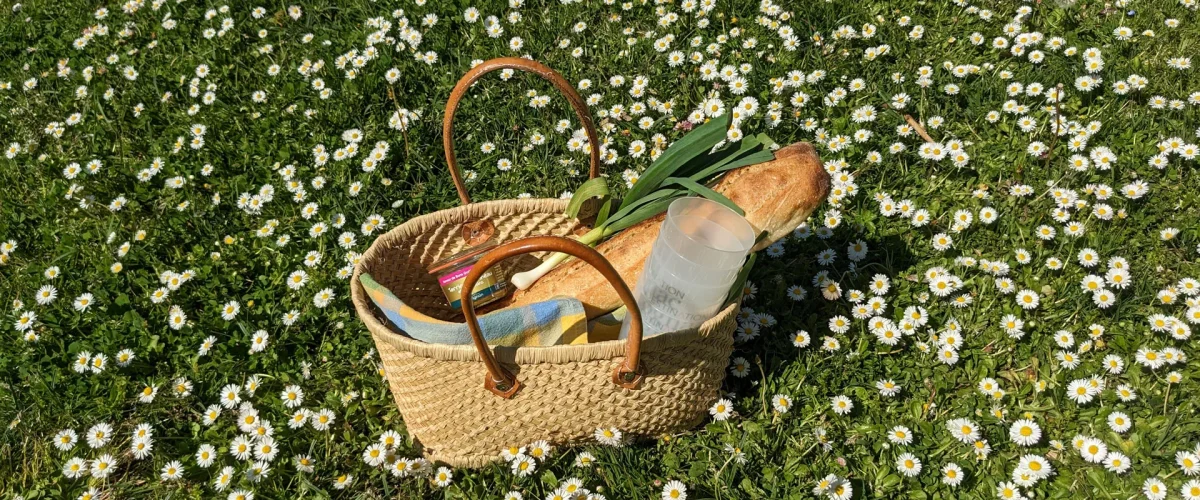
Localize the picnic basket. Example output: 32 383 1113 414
350 57 738 468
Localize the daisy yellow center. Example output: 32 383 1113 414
1020 427 1032 437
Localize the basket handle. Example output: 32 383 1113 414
443 57 601 205
459 236 644 399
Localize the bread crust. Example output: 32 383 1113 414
508 141 829 318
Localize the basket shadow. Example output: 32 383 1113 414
741 232 918 386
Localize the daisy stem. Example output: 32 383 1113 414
1163 383 1171 416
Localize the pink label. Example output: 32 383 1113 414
438 264 474 285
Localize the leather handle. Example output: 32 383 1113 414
459 236 644 398
443 57 601 205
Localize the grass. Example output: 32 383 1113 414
2 0 1200 498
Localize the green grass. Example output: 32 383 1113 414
2 0 1200 498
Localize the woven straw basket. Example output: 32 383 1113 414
350 58 738 468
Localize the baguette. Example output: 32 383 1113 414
505 141 829 318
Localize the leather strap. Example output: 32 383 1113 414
459 236 644 398
443 57 601 205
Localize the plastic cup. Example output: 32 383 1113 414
619 197 754 339
636 300 725 335
639 262 735 304
657 197 756 270
645 244 742 284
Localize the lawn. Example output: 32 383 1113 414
2 0 1200 498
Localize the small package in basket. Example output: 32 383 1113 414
426 239 509 311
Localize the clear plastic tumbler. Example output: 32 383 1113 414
619 197 755 339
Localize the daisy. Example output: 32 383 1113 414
792 330 811 348
1066 379 1096 404
378 429 402 450
896 453 922 477
831 395 854 415
213 466 235 491
1178 451 1200 475
90 454 116 478
86 423 112 448
1143 478 1168 500
772 394 793 414
362 443 387 467
160 460 184 481
595 427 623 446
73 293 94 311
511 455 537 476
527 440 552 462
255 436 279 462
574 451 596 468
274 385 304 409
62 457 88 478
996 481 1023 499
662 480 687 500
1018 454 1052 479
1104 452 1131 473
311 409 335 430
874 380 901 397
196 444 217 467
53 429 78 451
1108 412 1132 433
433 467 453 487
231 435 253 460
710 399 733 421
1186 480 1200 500
1009 419 1041 447
35 284 58 305
1015 290 1040 309
1079 438 1108 463
941 463 964 486
950 417 979 443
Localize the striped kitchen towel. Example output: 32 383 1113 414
359 273 588 347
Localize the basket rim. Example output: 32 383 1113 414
350 198 739 365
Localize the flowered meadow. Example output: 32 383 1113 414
2 0 1199 498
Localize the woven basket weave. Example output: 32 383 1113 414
351 200 737 467
349 58 737 468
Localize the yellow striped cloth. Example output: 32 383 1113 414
359 273 589 347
